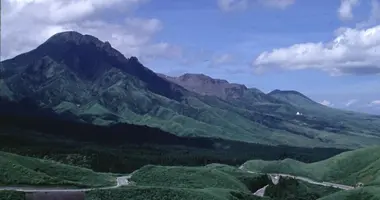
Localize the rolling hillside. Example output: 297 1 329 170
0 151 114 187
1 31 380 149
242 146 380 186
318 186 380 200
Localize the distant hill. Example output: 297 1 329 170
268 90 319 108
1 31 380 148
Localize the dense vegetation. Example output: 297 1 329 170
0 191 24 200
2 31 380 149
265 177 339 200
0 151 114 187
243 146 380 186
0 99 347 173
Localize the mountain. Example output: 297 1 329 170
2 31 380 149
268 90 318 108
160 73 249 100
160 73 283 106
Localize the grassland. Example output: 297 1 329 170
205 164 269 192
318 186 380 200
242 146 380 186
85 186 267 200
0 151 115 187
129 165 259 192
111 164 273 200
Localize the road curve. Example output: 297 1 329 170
253 185 268 197
239 166 355 191
0 175 131 193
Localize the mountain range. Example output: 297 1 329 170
1 31 380 149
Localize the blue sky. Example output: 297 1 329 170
2 0 380 114
139 0 380 113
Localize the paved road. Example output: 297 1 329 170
239 166 355 190
267 173 354 190
0 175 131 192
239 165 355 197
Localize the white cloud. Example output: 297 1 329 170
338 0 359 21
1 0 181 61
253 25 380 75
217 0 248 12
211 53 235 66
345 99 358 106
320 100 334 107
370 100 380 105
217 0 295 12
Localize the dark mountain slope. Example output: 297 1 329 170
0 98 347 173
2 31 186 102
2 31 380 148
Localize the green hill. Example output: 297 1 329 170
86 186 265 200
88 164 270 200
318 186 380 200
0 151 115 187
242 146 380 186
129 165 261 192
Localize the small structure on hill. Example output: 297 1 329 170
355 182 364 188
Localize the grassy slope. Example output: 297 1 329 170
89 164 269 200
268 91 380 145
242 146 380 186
318 186 380 200
0 151 115 187
205 163 269 192
86 186 266 200
129 165 252 192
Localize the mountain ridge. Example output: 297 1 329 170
2 31 380 149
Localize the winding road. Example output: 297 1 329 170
0 175 131 192
238 166 355 197
0 165 356 197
